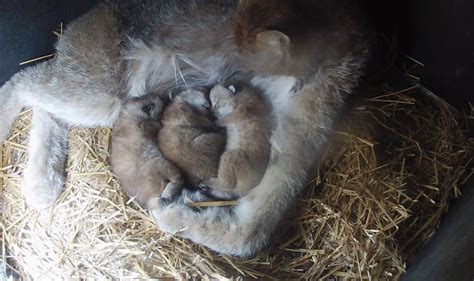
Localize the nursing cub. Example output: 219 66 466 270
112 83 272 206
199 83 272 199
110 97 183 209
158 89 226 187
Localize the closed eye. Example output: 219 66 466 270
141 103 155 115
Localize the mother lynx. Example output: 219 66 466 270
0 0 369 256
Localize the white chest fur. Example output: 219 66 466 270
251 75 298 152
251 76 297 114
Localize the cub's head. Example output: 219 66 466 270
124 96 164 121
174 89 211 116
210 83 262 119
116 96 164 138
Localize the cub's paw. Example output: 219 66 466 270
161 182 183 200
197 180 237 200
197 181 211 195
182 188 212 203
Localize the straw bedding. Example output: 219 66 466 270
0 83 472 279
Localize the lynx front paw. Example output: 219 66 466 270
22 174 64 209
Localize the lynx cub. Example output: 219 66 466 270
198 83 271 199
158 90 226 187
110 97 183 209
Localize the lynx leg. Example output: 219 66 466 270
19 74 123 128
199 152 238 199
160 182 181 200
0 81 23 142
158 158 185 186
156 160 184 201
192 133 226 149
0 62 51 142
1 59 123 137
22 109 69 209
147 181 182 211
200 174 237 195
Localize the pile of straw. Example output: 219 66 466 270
1 84 472 279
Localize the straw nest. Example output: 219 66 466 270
1 83 472 279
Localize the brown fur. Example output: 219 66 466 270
158 90 226 187
236 0 368 81
0 0 370 256
236 0 293 47
199 83 272 199
153 0 370 257
111 97 184 209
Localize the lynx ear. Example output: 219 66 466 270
255 30 290 52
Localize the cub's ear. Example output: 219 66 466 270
255 30 290 51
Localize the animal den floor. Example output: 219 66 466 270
0 82 472 279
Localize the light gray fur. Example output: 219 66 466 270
0 0 369 256
153 48 369 257
0 1 239 208
151 0 370 256
23 110 69 209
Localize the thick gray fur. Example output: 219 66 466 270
0 0 369 256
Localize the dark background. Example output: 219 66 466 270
364 0 473 109
0 0 472 280
0 0 97 86
0 0 472 108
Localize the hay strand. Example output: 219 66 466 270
19 54 55 66
185 197 239 208
1 85 472 279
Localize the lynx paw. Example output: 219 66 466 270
152 204 188 234
161 182 182 200
198 180 236 200
22 175 64 209
183 188 212 203
197 181 211 195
